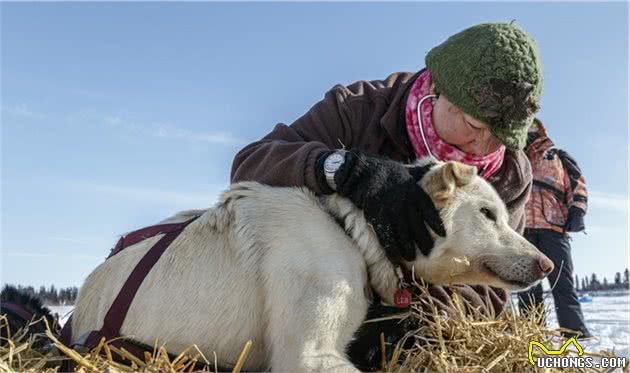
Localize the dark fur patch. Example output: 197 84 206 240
1 285 59 348
1 285 54 321
406 161 437 182
346 298 418 371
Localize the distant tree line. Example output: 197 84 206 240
7 284 79 305
575 268 629 292
7 269 628 305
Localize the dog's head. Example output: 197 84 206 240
407 160 553 291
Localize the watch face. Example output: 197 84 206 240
324 153 345 173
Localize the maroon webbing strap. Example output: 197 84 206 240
1 302 36 323
83 330 149 361
59 315 73 346
59 216 200 371
59 327 159 371
1 302 48 334
101 216 198 340
108 219 199 259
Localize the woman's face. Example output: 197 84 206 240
431 92 503 156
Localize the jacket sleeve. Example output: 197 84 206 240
506 172 533 235
498 150 534 235
558 149 588 214
230 86 355 195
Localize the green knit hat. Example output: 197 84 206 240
426 22 543 150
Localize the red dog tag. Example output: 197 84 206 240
394 288 411 308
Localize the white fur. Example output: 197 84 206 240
73 184 382 372
72 162 549 372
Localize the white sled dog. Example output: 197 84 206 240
71 160 553 372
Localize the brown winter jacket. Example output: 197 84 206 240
231 70 533 315
525 120 588 233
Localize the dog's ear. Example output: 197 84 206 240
424 161 477 203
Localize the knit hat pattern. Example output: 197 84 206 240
426 22 543 150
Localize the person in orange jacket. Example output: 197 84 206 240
518 119 591 338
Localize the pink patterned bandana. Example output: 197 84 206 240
405 70 505 179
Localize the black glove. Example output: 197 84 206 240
317 150 445 264
564 206 585 233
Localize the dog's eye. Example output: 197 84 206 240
480 207 496 222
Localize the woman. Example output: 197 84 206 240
231 22 541 368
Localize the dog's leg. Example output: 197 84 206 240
265 241 368 372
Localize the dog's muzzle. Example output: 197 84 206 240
484 254 554 288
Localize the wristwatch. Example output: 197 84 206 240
323 150 346 191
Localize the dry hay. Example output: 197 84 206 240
0 283 626 373
377 281 626 373
0 314 250 373
0 315 60 373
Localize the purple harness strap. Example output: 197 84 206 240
108 218 200 259
1 302 49 334
102 217 198 340
2 302 37 323
60 215 199 367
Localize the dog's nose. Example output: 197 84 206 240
537 256 554 277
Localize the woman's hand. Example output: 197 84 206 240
330 150 446 263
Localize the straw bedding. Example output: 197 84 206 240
0 283 625 373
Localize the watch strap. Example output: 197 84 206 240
315 151 336 195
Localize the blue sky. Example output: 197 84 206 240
1 2 628 289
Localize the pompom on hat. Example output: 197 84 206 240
426 22 543 150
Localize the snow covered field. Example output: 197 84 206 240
542 290 630 358
49 290 630 358
49 305 73 328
